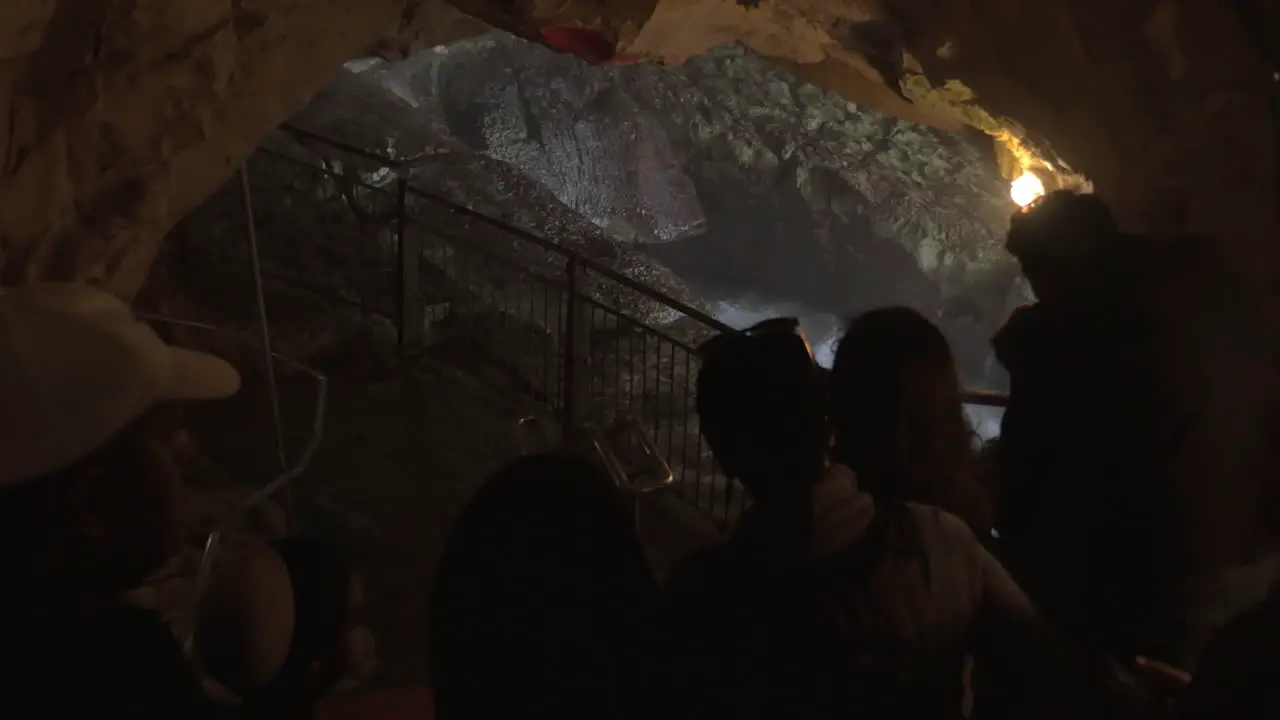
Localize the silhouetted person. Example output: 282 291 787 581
831 306 992 537
0 283 242 717
693 318 831 565
662 318 838 720
821 310 1083 719
428 454 660 720
666 318 1082 719
994 191 1278 675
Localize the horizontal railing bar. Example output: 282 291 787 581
961 389 1008 407
402 186 735 333
252 150 699 354
404 218 564 287
281 124 416 168
580 296 701 354
254 147 397 200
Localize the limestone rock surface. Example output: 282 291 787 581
2 0 1276 311
0 0 483 296
175 65 713 332
361 36 1015 322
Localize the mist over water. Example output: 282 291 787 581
964 406 1003 443
710 298 843 368
709 298 1003 442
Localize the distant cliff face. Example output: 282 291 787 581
357 36 1020 319
337 34 1019 383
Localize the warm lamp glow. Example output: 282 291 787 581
1010 172 1045 207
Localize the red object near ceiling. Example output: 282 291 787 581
540 26 642 65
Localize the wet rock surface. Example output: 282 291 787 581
367 36 1019 313
296 35 1020 385
7 0 1274 331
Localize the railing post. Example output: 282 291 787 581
563 258 579 430
396 177 424 347
562 258 592 433
238 163 294 532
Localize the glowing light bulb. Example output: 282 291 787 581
1010 172 1045 207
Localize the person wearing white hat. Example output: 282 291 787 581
0 282 240 715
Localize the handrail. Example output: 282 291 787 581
405 188 734 332
607 415 676 495
256 145 712 358
279 123 736 336
282 123 413 169
960 388 1008 407
272 123 1009 410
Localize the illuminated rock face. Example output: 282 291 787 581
297 35 1016 385
1 0 1275 314
440 1 1279 298
422 37 706 246
367 36 1016 318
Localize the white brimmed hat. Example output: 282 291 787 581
0 282 241 488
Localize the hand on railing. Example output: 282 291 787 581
511 414 674 496
599 415 674 495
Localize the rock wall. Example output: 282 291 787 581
425 40 706 245
0 0 486 296
3 0 1275 319
445 0 1280 303
358 35 1018 329
175 66 714 334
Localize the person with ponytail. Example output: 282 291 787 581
831 306 992 538
812 306 1087 718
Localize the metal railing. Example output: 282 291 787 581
188 124 1007 528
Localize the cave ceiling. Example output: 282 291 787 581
0 0 1275 303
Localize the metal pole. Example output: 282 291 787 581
396 176 424 347
239 164 294 531
397 177 407 346
563 257 579 434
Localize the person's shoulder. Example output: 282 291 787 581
992 303 1048 364
904 501 974 535
902 502 985 558
996 303 1040 336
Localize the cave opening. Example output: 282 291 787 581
273 32 1039 438
7 1 1280 706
